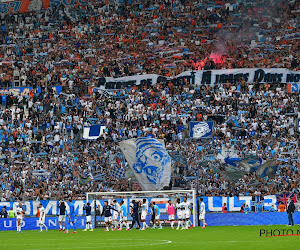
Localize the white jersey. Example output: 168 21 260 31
39 207 45 220
16 207 23 219
141 203 148 214
183 201 190 212
113 203 120 216
200 202 206 215
176 203 183 214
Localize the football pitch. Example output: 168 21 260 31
0 225 299 249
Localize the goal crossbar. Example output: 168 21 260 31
87 189 195 196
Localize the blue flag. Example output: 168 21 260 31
82 125 106 140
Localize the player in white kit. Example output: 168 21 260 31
38 203 48 232
111 200 121 230
140 198 149 230
16 203 23 233
175 198 184 230
183 197 193 229
199 198 207 228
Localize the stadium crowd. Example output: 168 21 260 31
0 0 299 202
0 0 299 87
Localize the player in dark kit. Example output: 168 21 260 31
58 201 66 231
83 203 93 231
150 203 155 227
130 200 140 229
101 201 118 231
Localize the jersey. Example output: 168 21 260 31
168 204 175 215
120 205 127 217
132 202 139 215
39 207 45 220
183 201 190 212
141 203 148 215
113 203 120 216
200 202 206 215
84 205 91 216
69 204 75 216
8 210 15 218
59 203 66 215
175 203 182 214
16 207 23 219
102 205 116 217
153 205 160 216
257 204 263 212
69 203 75 222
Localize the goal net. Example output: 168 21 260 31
86 190 197 229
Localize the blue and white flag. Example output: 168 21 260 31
82 125 106 140
190 121 214 139
111 166 126 179
119 137 171 191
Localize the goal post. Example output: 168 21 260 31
86 190 197 229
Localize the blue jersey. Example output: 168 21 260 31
257 204 263 212
153 205 160 215
84 205 91 216
69 203 75 215
120 205 127 217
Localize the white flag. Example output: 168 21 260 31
119 137 172 191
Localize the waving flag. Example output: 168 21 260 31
82 125 106 140
111 166 126 179
276 193 297 205
190 121 214 139
78 175 90 185
119 137 171 191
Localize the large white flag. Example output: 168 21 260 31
119 137 172 191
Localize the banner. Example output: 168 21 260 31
190 121 214 139
0 0 88 14
97 74 167 89
206 212 300 226
0 216 86 231
0 86 62 96
0 0 50 14
1 212 299 230
82 125 106 140
175 68 300 85
0 195 286 216
199 195 278 212
49 0 85 8
119 137 172 190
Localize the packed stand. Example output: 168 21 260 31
0 0 299 202
0 79 299 201
0 0 299 88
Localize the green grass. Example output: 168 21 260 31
1 225 300 249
